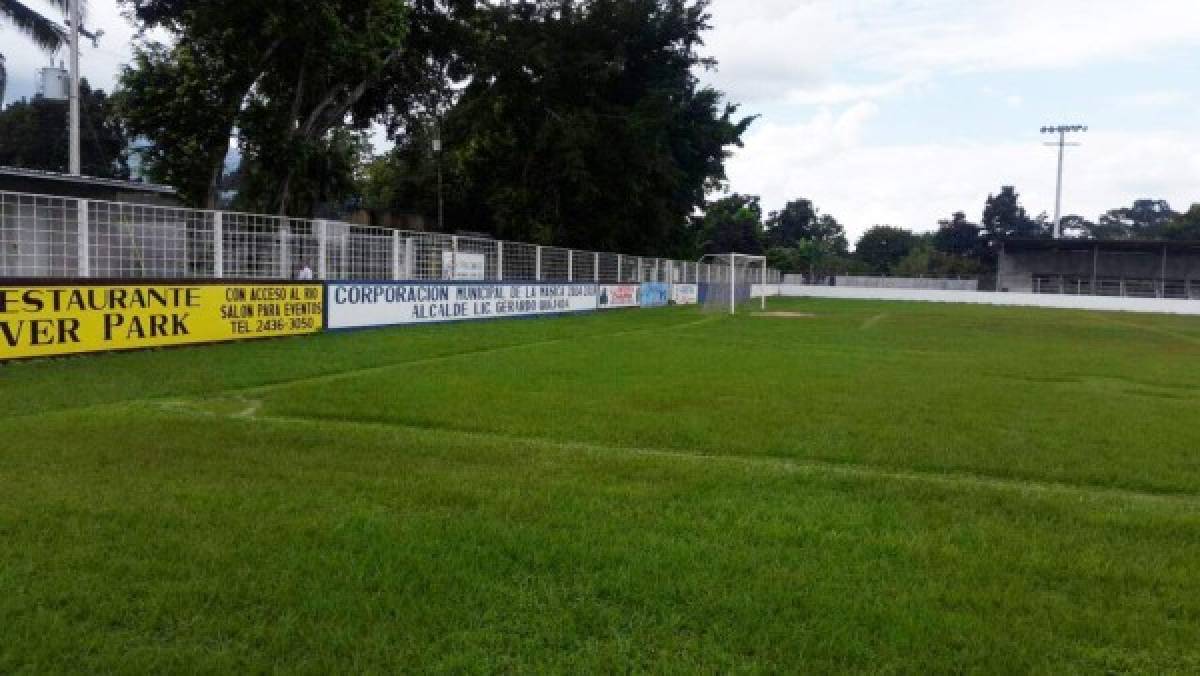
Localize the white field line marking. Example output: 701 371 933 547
234 399 262 418
230 314 722 396
860 313 888 330
152 399 1200 510
1092 314 1200 347
4 314 720 424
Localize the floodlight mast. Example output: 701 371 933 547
1040 124 1088 239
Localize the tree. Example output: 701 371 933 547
765 199 814 247
1 0 68 106
1 0 66 53
764 198 848 252
933 211 984 258
698 194 763 255
855 225 917 274
0 80 129 178
1057 214 1101 239
1160 204 1200 241
981 186 1047 241
384 0 751 255
117 0 409 214
1096 199 1178 239
893 242 985 278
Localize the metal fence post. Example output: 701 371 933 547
391 230 403 280
497 242 504 281
594 252 599 282
278 220 291 279
568 250 573 282
616 254 623 281
536 245 542 281
405 238 415 279
315 219 328 280
76 198 89 277
213 211 224 279
452 235 458 252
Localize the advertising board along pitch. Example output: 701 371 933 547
0 282 323 361
327 281 599 329
639 282 669 307
671 283 698 305
599 284 640 309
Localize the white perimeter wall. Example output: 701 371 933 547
759 285 1200 316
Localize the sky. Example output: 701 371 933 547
3 0 1200 242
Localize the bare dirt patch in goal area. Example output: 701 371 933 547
752 311 817 318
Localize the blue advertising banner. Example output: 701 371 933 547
640 282 669 307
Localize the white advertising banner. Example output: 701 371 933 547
328 282 599 329
671 283 698 305
441 251 486 280
598 284 640 309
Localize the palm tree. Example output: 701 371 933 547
1 0 68 50
0 0 69 103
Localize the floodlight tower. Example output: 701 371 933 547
1040 124 1088 239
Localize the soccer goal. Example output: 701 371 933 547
698 253 768 315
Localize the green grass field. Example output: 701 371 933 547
3 298 1200 672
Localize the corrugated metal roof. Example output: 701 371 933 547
1002 238 1200 254
0 165 176 195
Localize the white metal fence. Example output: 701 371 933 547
0 190 782 285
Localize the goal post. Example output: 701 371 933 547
698 253 768 315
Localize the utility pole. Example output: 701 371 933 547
1040 124 1087 239
432 120 444 231
68 0 81 175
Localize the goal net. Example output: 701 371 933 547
698 253 768 314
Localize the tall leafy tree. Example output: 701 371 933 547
933 211 985 259
388 0 751 255
1160 204 1200 241
698 193 763 254
118 0 409 214
855 226 918 274
764 198 848 252
0 80 129 177
1097 199 1178 239
1 0 68 105
1 0 67 53
981 186 1047 241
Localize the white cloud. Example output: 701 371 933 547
727 112 1200 241
1117 90 1191 108
705 0 1200 105
704 0 1200 243
784 73 927 106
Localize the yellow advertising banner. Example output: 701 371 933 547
0 283 324 361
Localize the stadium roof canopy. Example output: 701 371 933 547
1001 238 1200 255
